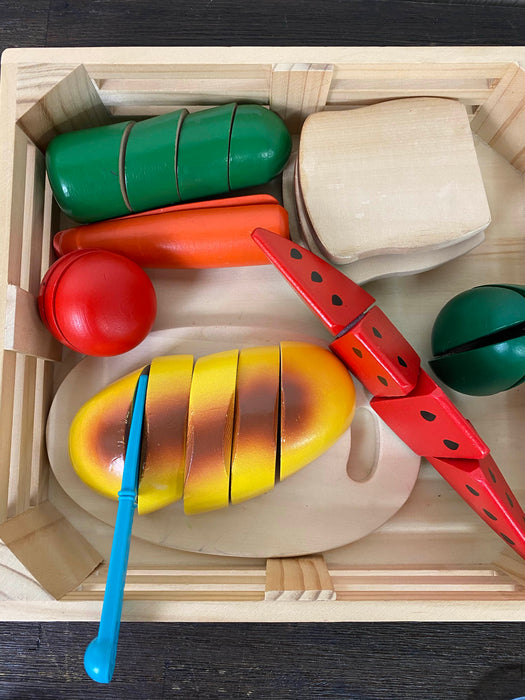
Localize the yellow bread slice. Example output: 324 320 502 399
69 367 143 502
139 354 194 514
230 345 280 504
280 341 356 480
183 349 239 515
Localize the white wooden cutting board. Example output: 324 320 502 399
46 326 421 558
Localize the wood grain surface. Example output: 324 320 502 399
1 1 525 698
0 622 524 699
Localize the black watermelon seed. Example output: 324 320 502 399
398 356 407 367
420 410 436 422
290 248 302 259
372 327 382 338
444 439 459 450
488 468 497 483
501 533 516 546
507 493 514 508
466 484 480 496
332 294 343 306
378 376 388 386
352 347 363 358
483 509 497 521
311 271 323 283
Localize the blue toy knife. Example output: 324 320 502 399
84 366 149 683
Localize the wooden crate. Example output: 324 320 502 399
0 47 525 621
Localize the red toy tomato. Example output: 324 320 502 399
38 249 157 356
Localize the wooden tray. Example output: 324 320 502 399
1 47 525 620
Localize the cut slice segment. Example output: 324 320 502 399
280 341 356 480
68 367 143 501
370 369 489 459
184 349 239 515
427 453 525 559
138 354 194 514
330 305 420 397
230 345 280 505
252 228 374 335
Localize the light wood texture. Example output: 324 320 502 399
298 97 491 265
64 564 267 602
5 284 62 361
494 551 525 588
46 326 420 558
294 156 486 285
0 47 524 619
471 62 525 171
265 555 336 601
270 63 333 133
0 500 102 599
17 64 111 151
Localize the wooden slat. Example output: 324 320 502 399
334 591 525 602
8 353 37 516
17 64 112 151
40 174 56 280
327 90 493 107
0 501 102 600
62 564 267 602
331 62 510 81
64 591 265 602
270 63 333 132
7 126 29 288
108 103 251 117
29 359 53 507
20 142 45 295
97 78 268 108
88 64 272 81
265 555 336 601
0 351 16 523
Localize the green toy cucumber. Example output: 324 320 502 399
46 120 134 222
45 104 292 223
124 109 187 212
176 103 235 201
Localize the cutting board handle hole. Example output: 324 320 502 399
346 407 379 483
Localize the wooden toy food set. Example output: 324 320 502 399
1 48 525 628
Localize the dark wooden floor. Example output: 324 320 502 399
1 1 525 698
0 0 524 48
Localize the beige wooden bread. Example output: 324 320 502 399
298 97 491 265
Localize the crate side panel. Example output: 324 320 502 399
16 64 112 150
0 501 102 599
471 63 525 170
325 62 512 108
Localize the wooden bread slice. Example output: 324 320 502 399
298 97 491 265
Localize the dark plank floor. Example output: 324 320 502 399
0 0 524 48
1 1 525 698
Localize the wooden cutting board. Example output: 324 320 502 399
46 326 421 558
298 97 491 266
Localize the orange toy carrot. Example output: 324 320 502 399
53 195 289 268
